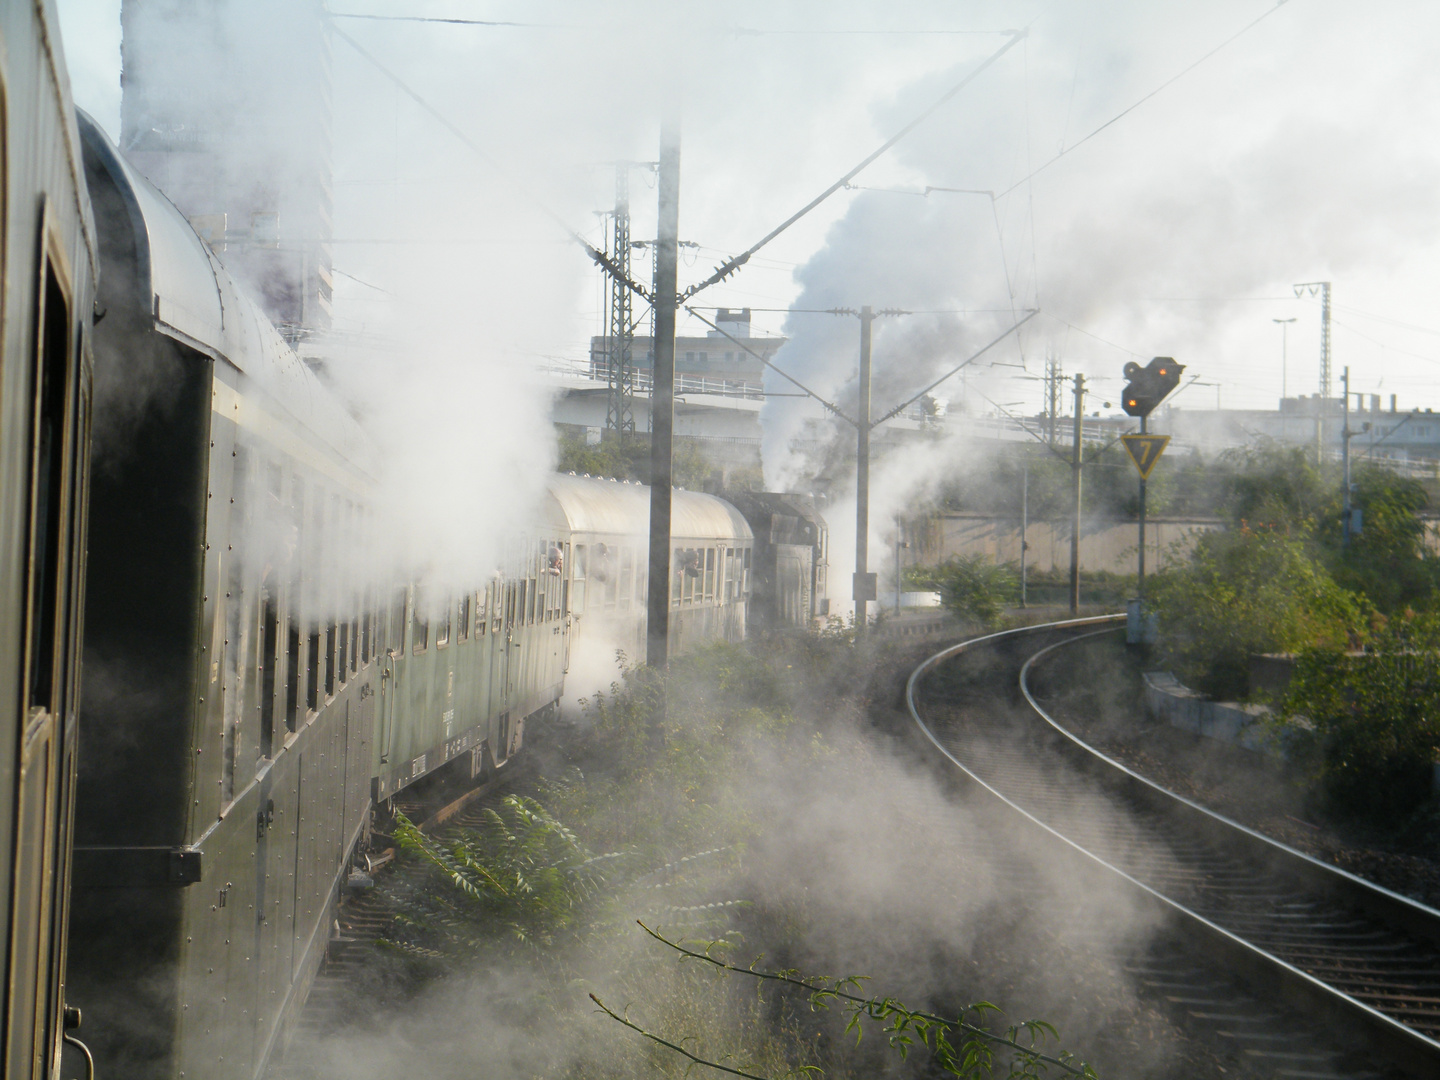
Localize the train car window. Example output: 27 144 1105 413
436 597 451 648
24 263 72 715
458 593 471 642
307 621 322 712
324 498 336 694
286 618 301 732
672 548 683 607
517 580 529 627
705 549 716 601
477 588 488 635
360 591 371 664
412 588 429 653
618 547 633 611
386 587 403 655
260 595 279 758
572 544 587 613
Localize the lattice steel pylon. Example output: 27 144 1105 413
1045 356 1061 447
605 165 636 439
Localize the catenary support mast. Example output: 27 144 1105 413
854 306 876 635
646 122 680 670
605 165 635 439
1069 374 1085 614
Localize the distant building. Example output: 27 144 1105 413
550 309 787 465
1163 394 1440 467
588 308 779 389
119 0 333 349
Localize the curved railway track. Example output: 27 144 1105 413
907 616 1440 1079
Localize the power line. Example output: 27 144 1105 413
680 31 1026 301
332 267 390 292
729 27 1021 36
995 0 1296 199
331 12 543 27
328 21 652 301
684 306 856 425
874 310 1038 424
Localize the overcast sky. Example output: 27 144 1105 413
55 0 1440 437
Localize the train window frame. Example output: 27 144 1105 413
22 239 76 723
436 595 451 649
457 593 471 643
477 587 489 636
412 587 429 654
618 546 633 611
9 188 90 1075
571 544 587 613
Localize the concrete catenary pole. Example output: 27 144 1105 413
1069 373 1085 614
646 121 680 670
854 306 876 634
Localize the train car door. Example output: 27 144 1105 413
8 243 81 1080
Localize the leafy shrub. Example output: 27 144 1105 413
1281 615 1440 822
1148 526 1364 700
908 555 1019 627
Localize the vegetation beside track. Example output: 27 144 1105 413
1139 445 1440 824
373 627 1096 1080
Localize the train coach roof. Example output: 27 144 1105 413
77 113 374 481
544 474 753 543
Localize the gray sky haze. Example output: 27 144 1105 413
55 1 1440 446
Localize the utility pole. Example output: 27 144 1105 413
605 164 636 439
1069 373 1084 614
646 121 680 671
854 305 876 634
1020 463 1028 608
1274 316 1296 441
1342 367 1352 546
1339 367 1370 547
894 514 904 615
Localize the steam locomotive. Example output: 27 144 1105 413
56 109 826 1080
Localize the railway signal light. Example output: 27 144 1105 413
1121 357 1185 418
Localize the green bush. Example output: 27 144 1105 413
907 555 1019 627
1281 615 1440 822
1148 526 1364 700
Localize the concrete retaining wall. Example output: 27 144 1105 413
1143 671 1276 756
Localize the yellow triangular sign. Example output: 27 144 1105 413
1121 434 1170 480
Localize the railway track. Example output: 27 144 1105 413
907 616 1440 1079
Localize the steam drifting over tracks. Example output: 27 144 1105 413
907 618 1440 1079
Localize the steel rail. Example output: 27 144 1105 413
904 616 1440 1078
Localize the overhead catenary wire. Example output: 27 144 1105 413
683 306 857 425
679 31 1027 302
873 309 1038 425
331 12 544 27
328 21 652 301
995 0 1296 199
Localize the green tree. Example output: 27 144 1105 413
1281 614 1440 821
1148 526 1365 699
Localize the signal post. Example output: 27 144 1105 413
1120 357 1183 643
